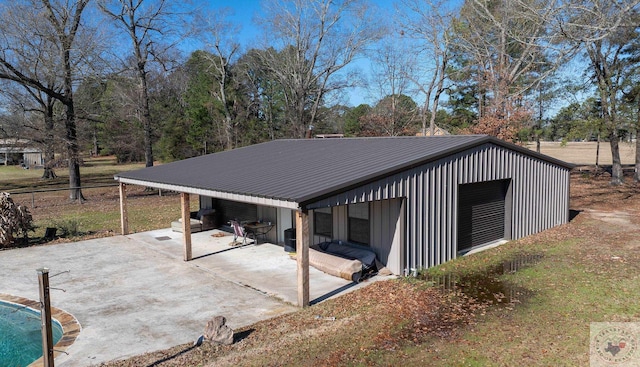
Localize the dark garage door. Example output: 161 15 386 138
457 180 509 252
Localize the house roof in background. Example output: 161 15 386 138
0 139 42 153
115 135 573 208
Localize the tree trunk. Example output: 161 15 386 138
65 102 84 201
536 77 543 153
41 100 57 180
609 131 624 185
421 101 428 136
430 75 446 137
219 80 233 150
295 90 307 138
138 68 153 167
635 127 640 183
92 129 98 157
217 68 234 150
61 16 84 202
595 133 600 170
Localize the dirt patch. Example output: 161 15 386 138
583 209 637 230
570 174 640 211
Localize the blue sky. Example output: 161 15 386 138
207 0 580 116
203 0 399 107
223 0 264 44
220 0 396 45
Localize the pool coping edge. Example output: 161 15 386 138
0 293 81 366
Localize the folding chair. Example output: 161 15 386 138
230 220 251 245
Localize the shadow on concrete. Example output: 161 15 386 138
191 243 253 261
310 282 359 305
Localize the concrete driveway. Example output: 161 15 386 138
0 228 371 366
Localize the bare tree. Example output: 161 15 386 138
194 9 241 151
367 39 417 135
397 0 455 136
584 36 630 185
451 0 577 140
0 0 92 201
256 0 381 138
558 0 640 185
0 1 67 179
360 94 420 136
622 43 640 183
98 0 186 167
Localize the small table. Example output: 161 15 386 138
243 222 274 244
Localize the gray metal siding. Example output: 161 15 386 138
310 199 405 275
307 143 570 273
370 199 404 274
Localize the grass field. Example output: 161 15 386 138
0 156 145 191
525 141 636 165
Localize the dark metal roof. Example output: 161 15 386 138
115 135 572 207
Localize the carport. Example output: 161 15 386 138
116 179 315 307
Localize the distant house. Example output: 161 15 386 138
415 125 450 136
314 134 344 138
115 135 572 306
0 139 43 168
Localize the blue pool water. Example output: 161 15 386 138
0 301 63 367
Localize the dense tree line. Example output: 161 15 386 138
1 0 640 198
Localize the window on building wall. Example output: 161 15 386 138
348 202 369 245
314 207 332 237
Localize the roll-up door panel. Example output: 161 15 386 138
457 180 509 252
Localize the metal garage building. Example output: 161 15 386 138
116 135 572 306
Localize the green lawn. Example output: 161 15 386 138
0 156 145 192
408 216 640 366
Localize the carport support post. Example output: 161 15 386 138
296 209 310 307
119 182 129 235
181 193 192 261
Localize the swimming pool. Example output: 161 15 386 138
0 301 63 366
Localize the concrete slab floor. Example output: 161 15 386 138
0 228 388 366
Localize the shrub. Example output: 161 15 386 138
0 192 35 247
52 218 81 237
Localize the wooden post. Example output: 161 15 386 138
38 268 54 367
296 210 310 307
181 193 192 261
119 182 129 235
